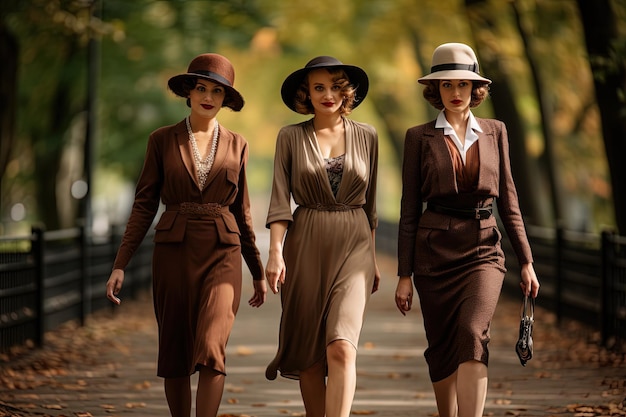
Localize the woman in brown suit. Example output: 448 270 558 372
395 43 540 417
105 53 266 417
265 56 380 417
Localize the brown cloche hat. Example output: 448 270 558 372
418 43 491 85
281 56 369 113
168 53 244 111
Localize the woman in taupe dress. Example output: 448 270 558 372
105 53 266 417
395 43 540 417
265 56 380 417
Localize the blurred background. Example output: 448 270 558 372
1 0 625 238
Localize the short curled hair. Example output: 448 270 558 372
293 68 357 115
180 76 239 109
422 80 490 110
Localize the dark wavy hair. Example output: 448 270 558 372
422 80 490 110
181 76 238 109
293 68 356 115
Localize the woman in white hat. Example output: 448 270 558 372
395 43 540 417
106 53 266 417
265 56 380 417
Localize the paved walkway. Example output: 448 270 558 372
0 233 624 416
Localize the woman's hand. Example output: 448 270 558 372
371 262 381 294
395 276 414 316
266 221 288 294
370 230 380 294
249 279 267 307
520 263 540 298
265 251 286 294
106 269 125 305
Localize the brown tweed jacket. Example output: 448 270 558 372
397 117 533 277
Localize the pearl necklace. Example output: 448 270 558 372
186 116 219 188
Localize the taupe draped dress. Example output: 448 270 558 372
265 118 378 380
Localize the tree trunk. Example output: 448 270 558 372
511 0 563 228
465 0 548 226
577 0 626 234
0 23 17 182
33 39 84 231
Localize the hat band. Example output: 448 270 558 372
431 62 479 74
192 70 233 87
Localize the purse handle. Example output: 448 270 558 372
521 294 535 321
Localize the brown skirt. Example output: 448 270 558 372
152 219 242 378
413 211 506 382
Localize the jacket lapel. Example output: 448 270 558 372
476 118 495 193
426 122 458 194
204 124 231 188
175 120 199 187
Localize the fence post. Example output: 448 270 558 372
31 226 45 348
600 230 613 347
79 224 88 326
555 225 564 325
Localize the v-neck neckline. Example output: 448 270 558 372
307 118 350 201
310 118 347 160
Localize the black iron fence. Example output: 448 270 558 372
1 221 625 353
0 226 153 352
500 226 626 349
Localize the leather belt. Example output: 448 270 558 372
167 202 223 218
427 203 492 220
302 203 363 212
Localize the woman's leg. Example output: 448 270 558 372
432 371 458 417
431 360 488 417
195 366 225 417
299 360 326 417
457 360 488 417
164 376 192 417
326 340 357 417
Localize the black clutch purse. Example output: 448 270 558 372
515 294 534 366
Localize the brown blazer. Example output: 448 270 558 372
113 119 263 280
397 117 533 277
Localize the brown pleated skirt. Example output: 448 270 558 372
412 210 506 382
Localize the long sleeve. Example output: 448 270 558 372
363 124 379 230
494 121 534 265
266 127 294 228
397 127 423 277
230 143 264 280
113 135 162 270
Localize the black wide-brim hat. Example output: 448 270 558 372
168 53 244 111
281 56 369 112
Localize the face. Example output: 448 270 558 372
307 69 344 115
188 79 226 118
439 79 472 114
